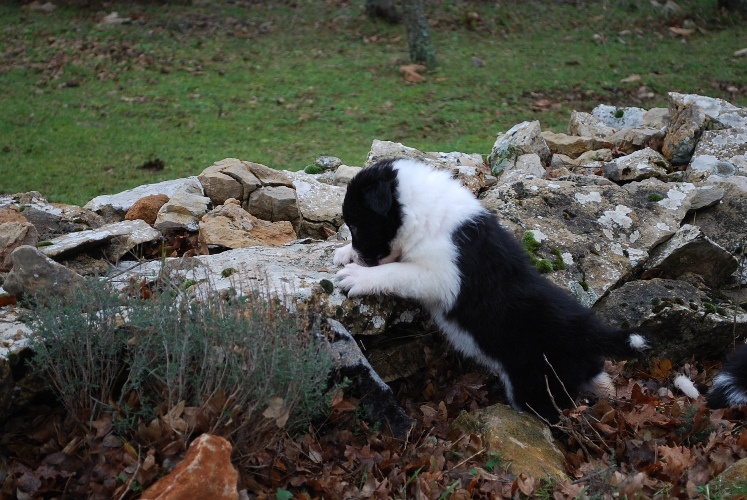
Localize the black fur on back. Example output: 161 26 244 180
448 212 641 421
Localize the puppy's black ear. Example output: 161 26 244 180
363 178 395 216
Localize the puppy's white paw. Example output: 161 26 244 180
333 243 358 266
336 263 377 297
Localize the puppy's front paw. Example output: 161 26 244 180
336 263 376 297
333 243 357 266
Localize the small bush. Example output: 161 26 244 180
27 274 335 459
27 280 128 422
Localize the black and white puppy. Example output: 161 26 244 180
708 345 747 408
334 158 647 423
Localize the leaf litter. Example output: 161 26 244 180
2 340 746 498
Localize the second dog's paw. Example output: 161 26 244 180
333 243 357 266
336 263 375 297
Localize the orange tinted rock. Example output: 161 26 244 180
141 434 238 500
0 206 28 225
125 194 170 226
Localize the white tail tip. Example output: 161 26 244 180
629 334 648 351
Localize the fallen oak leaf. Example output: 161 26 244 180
511 473 537 496
657 445 695 482
263 397 290 428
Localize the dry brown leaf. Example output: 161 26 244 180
263 396 290 428
512 474 537 496
658 445 695 481
651 358 673 380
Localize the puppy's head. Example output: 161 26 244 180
342 159 403 266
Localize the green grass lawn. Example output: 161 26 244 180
0 0 745 205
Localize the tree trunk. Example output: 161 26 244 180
718 0 747 15
402 0 436 66
365 0 400 23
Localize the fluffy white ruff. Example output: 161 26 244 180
334 159 484 312
673 375 700 399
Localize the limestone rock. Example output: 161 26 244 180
662 102 705 165
198 200 296 249
39 220 161 261
0 307 32 360
242 161 293 187
684 176 747 255
607 127 666 155
198 168 243 206
289 171 346 238
1 194 105 240
592 104 647 129
155 178 212 232
110 241 429 337
198 158 263 206
324 319 415 437
686 127 747 182
246 186 300 224
540 131 611 159
0 206 28 225
4 246 85 304
140 434 238 500
576 148 612 165
124 194 169 227
547 154 576 178
488 121 551 175
644 224 738 286
333 165 362 186
365 140 488 195
595 278 747 363
499 153 546 184
642 107 669 129
85 178 196 222
711 458 747 498
481 177 697 300
663 92 747 166
602 148 671 183
315 155 342 170
453 404 567 479
567 110 616 138
689 185 725 211
668 91 747 129
0 308 34 420
0 222 38 269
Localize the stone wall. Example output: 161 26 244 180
1 91 746 422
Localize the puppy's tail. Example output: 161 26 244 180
707 345 747 409
599 329 649 359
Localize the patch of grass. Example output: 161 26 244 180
0 0 745 204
